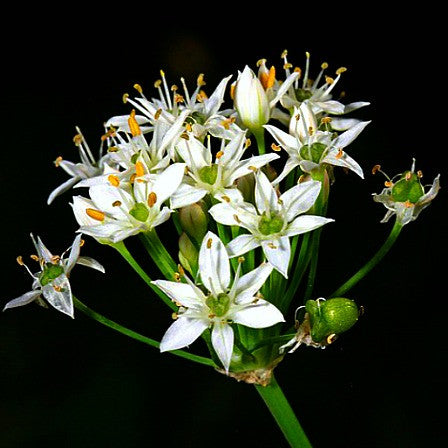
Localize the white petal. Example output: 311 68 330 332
228 154 280 185
47 177 80 205
344 102 370 113
271 157 300 186
323 148 364 178
285 215 334 237
279 180 322 222
269 71 300 108
331 121 371 149
233 262 273 298
199 231 230 294
255 171 279 214
89 185 133 218
261 237 290 278
211 322 234 373
170 184 208 209
150 206 172 228
232 299 284 328
314 100 345 114
209 202 258 231
65 234 82 275
330 118 362 131
218 130 246 167
152 163 186 204
204 75 232 117
227 234 260 258
71 196 98 227
214 188 245 204
264 125 300 153
79 222 137 242
176 138 211 170
32 235 53 263
42 274 74 318
3 290 41 311
76 256 105 273
151 280 204 309
160 317 208 352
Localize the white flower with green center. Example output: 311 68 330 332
209 171 334 278
152 231 284 373
3 234 104 318
72 162 186 243
373 160 441 226
265 102 370 184
170 130 279 208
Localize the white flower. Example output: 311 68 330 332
152 231 284 372
72 162 185 243
265 102 370 184
233 65 299 132
373 160 441 226
170 130 279 209
209 171 334 277
3 234 104 318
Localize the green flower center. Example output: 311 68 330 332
299 142 327 164
198 165 218 185
391 172 424 204
129 202 149 222
258 212 284 235
295 88 313 102
40 263 65 286
190 112 206 125
206 293 231 317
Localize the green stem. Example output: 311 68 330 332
73 296 215 368
255 375 312 448
303 229 322 302
330 220 403 297
254 128 266 155
109 241 175 311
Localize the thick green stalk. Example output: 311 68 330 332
254 128 266 155
331 220 402 297
109 241 175 310
73 296 215 368
255 375 312 448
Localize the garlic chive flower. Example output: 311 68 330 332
72 162 186 243
3 234 104 318
170 131 279 208
373 160 441 226
152 232 284 373
209 171 334 277
265 102 370 184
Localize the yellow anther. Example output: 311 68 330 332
171 84 178 91
340 91 346 98
185 123 193 132
245 138 252 148
174 272 181 282
404 200 414 208
174 94 184 103
326 334 337 344
271 143 281 152
135 161 145 177
283 62 293 70
230 84 236 100
178 264 185 277
172 312 178 320
372 164 381 175
206 238 213 249
221 120 231 130
216 150 224 159
147 192 157 207
294 67 302 76
321 117 332 124
281 49 288 58
221 195 231 203
112 200 122 207
308 126 315 136
248 166 257 172
321 62 329 70
154 108 162 120
267 66 276 88
51 255 61 264
325 76 334 85
298 175 306 183
384 181 393 188
154 80 162 88
160 69 165 77
86 208 105 221
122 93 129 103
30 254 40 262
108 174 120 187
417 170 423 178
305 51 310 58
198 90 208 100
256 58 266 67
336 67 347 75
130 173 136 184
267 242 278 249
208 313 216 319
238 256 245 264
295 113 301 121
197 73 206 86
336 148 344 159
405 172 412 181
128 110 141 137
108 146 119 153
53 285 63 292
54 156 63 167
180 132 190 140
73 134 83 146
233 214 241 223
133 83 143 94
16 255 24 266
101 128 116 141
80 239 85 247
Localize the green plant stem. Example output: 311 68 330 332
303 229 322 302
254 128 266 155
73 296 215 368
110 241 175 311
330 220 403 297
255 375 312 448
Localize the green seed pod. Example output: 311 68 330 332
178 201 208 245
178 232 199 276
305 297 359 343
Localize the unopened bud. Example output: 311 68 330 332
236 172 256 203
178 233 199 276
178 202 208 244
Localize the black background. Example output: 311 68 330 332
1 7 446 448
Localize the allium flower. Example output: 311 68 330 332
3 234 104 318
72 162 185 243
265 102 370 184
373 160 441 226
209 171 334 277
170 130 279 208
152 232 284 372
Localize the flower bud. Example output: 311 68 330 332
236 173 255 203
234 66 270 132
178 201 208 244
305 297 359 343
178 232 199 276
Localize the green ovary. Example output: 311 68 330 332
198 165 218 185
391 172 424 203
295 88 313 102
299 142 327 164
129 202 149 222
206 293 231 317
40 263 65 286
258 212 284 236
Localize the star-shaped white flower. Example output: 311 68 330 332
72 162 185 243
170 130 279 209
152 231 284 372
209 171 334 277
265 102 370 184
3 234 104 318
